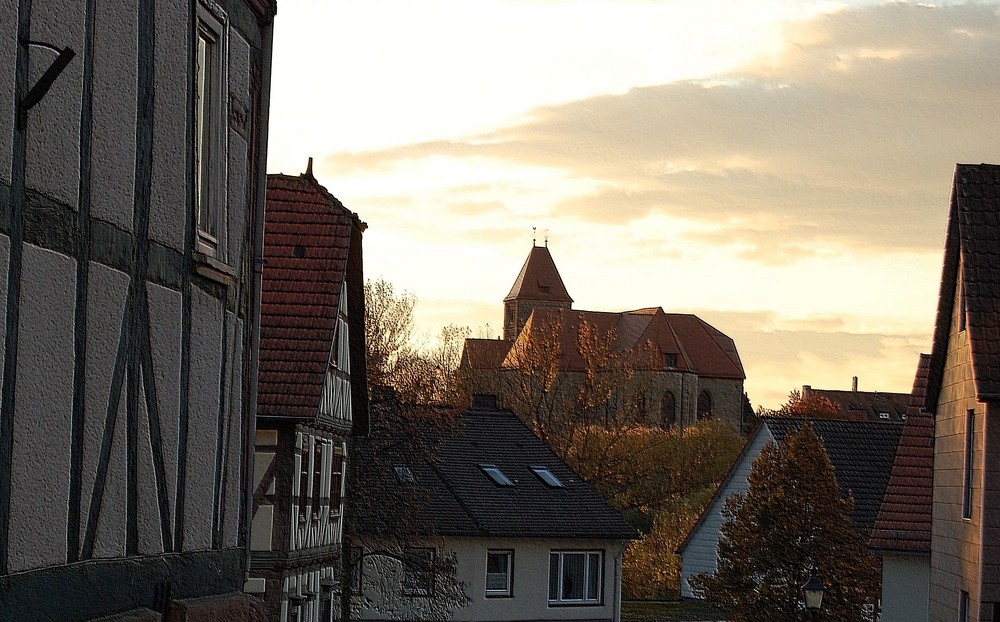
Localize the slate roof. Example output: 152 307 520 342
500 307 744 380
764 418 903 534
869 354 934 552
258 171 366 419
800 386 910 422
927 163 1000 407
504 245 573 304
356 396 637 541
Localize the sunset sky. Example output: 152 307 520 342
266 0 1000 409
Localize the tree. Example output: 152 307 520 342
364 278 470 405
341 390 470 620
689 424 879 622
758 389 841 420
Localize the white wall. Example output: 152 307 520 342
881 552 929 622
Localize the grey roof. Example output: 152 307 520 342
927 163 1000 406
357 396 637 541
764 418 903 534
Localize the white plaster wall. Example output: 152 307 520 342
881 553 930 622
225 31 250 266
80 262 129 557
359 538 626 622
680 427 774 598
148 0 188 250
222 314 244 548
90 0 138 231
147 282 183 523
0 2 16 186
26 0 85 209
8 245 76 572
183 284 223 550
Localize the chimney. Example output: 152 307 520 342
802 385 811 399
852 376 858 392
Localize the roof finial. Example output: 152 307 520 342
532 226 537 247
544 229 549 247
305 156 314 178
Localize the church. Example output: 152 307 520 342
460 244 747 431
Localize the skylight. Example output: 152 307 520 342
393 465 415 484
479 464 514 487
530 466 564 488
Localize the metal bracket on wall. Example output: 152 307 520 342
18 39 76 130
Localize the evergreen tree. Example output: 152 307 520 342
689 424 879 622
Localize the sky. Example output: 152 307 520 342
266 0 1000 410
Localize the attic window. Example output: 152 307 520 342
539 284 550 293
480 464 514 487
530 466 563 488
663 353 677 368
879 412 890 420
394 466 415 484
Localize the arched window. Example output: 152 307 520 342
661 392 676 430
697 390 713 420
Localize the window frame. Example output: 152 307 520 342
401 547 435 597
194 1 227 258
479 464 515 487
530 466 564 488
485 549 514 598
548 550 603 606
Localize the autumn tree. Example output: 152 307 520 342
758 389 841 420
364 278 470 405
689 424 879 622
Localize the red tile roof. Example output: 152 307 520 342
800 386 910 422
504 245 573 304
258 172 366 419
500 307 744 380
868 354 933 552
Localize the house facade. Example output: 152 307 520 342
462 244 746 431
924 164 1000 622
353 395 636 622
678 417 902 599
1 0 274 619
249 169 369 622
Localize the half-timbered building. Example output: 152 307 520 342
250 168 369 622
0 0 275 619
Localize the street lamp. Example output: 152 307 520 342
801 565 826 621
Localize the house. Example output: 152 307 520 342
461 243 746 431
0 0 274 619
352 394 637 622
868 354 933 622
800 379 911 422
249 167 369 622
678 417 902 600
923 163 1000 621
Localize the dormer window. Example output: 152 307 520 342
663 353 677 368
530 466 563 488
879 412 890 420
480 464 514 487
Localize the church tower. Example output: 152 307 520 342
503 243 573 340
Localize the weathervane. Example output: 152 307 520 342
532 226 537 246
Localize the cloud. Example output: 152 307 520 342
325 2 1000 263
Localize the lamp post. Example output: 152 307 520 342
801 565 826 622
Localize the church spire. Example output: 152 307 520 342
502 244 573 340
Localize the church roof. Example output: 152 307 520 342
504 245 573 304
502 307 745 380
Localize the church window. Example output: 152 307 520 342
697 390 712 420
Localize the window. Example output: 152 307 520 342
960 590 969 622
486 550 513 597
530 466 563 488
964 409 974 519
662 352 677 368
194 3 226 256
402 548 435 597
330 447 344 516
697 390 712 420
311 441 323 515
879 412 890 420
548 551 601 604
393 465 415 484
661 392 676 430
297 438 309 518
480 464 514 487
